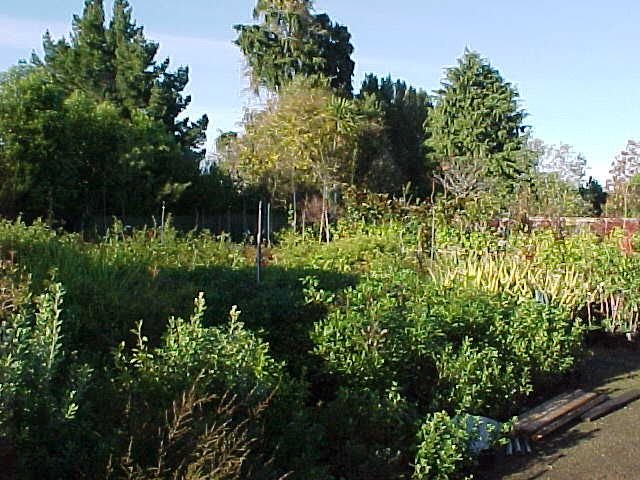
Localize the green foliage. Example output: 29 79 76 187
0 65 71 218
41 0 207 148
428 298 580 414
0 219 242 358
433 340 525 415
311 252 583 422
0 0 210 222
413 412 472 480
320 384 416 480
235 0 354 95
115 297 281 399
357 74 432 193
434 226 640 335
513 140 592 217
518 171 590 217
4 207 640 479
606 140 640 216
311 266 413 391
425 50 530 195
579 177 607 216
0 266 93 477
231 77 380 201
1 2 628 478
0 240 323 479
112 298 300 479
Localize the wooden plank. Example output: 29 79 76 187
516 390 599 435
532 393 608 441
581 389 640 421
515 390 586 434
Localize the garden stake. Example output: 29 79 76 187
256 201 262 284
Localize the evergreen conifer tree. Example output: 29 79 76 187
41 0 207 155
0 0 209 222
235 0 354 95
425 50 529 190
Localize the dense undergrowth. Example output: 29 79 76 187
1 201 640 479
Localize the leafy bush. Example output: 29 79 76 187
411 288 583 415
493 300 582 387
432 340 528 415
112 295 321 480
319 384 416 480
113 298 269 476
312 263 583 418
413 412 472 480
311 265 416 392
0 264 92 477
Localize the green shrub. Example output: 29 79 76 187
112 295 321 480
493 300 583 387
0 266 93 478
411 288 583 415
0 215 611 479
320 383 417 480
311 267 415 392
413 411 472 480
432 340 529 415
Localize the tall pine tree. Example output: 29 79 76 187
41 0 207 157
425 50 529 190
235 0 355 95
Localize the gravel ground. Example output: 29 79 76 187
477 345 640 480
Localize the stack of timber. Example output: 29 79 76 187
581 389 640 421
515 388 640 442
515 390 603 441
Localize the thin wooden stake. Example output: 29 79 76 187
323 183 330 243
161 201 166 243
302 208 306 242
292 189 297 231
430 178 436 261
324 208 330 243
267 202 271 247
256 201 262 284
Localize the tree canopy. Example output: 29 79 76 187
227 77 378 201
425 50 529 192
0 0 609 227
41 0 207 153
523 140 591 217
606 140 640 216
235 0 355 95
358 74 432 193
0 0 210 223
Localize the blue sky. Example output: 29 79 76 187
2 0 639 182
